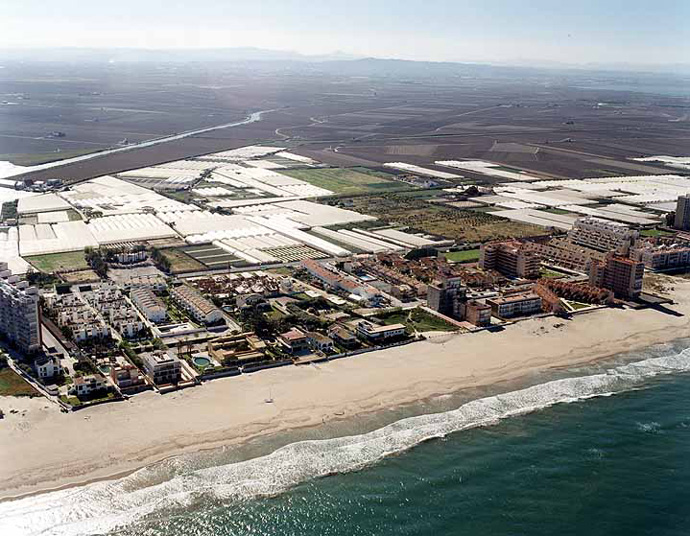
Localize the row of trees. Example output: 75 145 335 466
85 247 108 278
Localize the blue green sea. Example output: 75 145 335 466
3 339 690 536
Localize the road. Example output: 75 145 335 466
0 109 275 181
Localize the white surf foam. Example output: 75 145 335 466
3 348 690 536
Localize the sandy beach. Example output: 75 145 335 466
1 276 689 501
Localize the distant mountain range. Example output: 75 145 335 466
1 47 688 76
0 47 363 64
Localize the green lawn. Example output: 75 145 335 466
26 251 89 272
0 368 40 397
278 168 403 195
540 268 565 279
640 229 675 237
444 249 480 263
378 308 457 332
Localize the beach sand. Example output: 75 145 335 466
1 276 689 501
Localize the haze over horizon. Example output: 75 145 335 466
2 0 688 68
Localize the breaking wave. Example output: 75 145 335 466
3 347 690 536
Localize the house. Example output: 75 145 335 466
34 354 62 379
355 320 406 342
110 364 146 392
72 374 108 397
208 332 267 368
278 328 310 354
142 351 182 385
328 324 359 349
306 332 335 354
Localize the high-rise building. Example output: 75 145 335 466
0 262 42 355
589 254 644 300
479 241 541 279
427 276 467 318
674 195 690 231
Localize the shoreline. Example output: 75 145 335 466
1 277 689 502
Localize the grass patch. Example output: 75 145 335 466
279 168 404 195
0 368 40 397
444 249 480 263
640 229 675 237
540 268 565 279
25 251 88 272
378 308 456 333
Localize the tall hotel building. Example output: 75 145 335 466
0 262 42 354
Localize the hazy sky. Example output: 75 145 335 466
2 0 688 65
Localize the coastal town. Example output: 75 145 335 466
1 144 690 412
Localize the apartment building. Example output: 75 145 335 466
83 285 144 339
589 254 644 300
301 259 381 304
142 351 182 385
630 242 690 271
170 285 223 325
427 276 467 319
462 300 492 327
486 293 543 319
674 195 690 231
479 241 541 279
131 286 167 323
0 262 42 354
568 217 639 254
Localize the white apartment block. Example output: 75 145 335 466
82 284 145 339
130 286 167 323
0 262 42 354
568 217 639 254
170 285 223 325
46 292 111 342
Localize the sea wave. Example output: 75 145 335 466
3 348 690 536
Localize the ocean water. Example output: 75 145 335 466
3 340 690 536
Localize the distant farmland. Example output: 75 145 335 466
278 168 404 195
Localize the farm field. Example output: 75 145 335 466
25 251 89 272
181 245 243 268
158 248 206 274
339 194 544 243
278 168 403 195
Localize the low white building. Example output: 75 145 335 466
356 320 406 342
